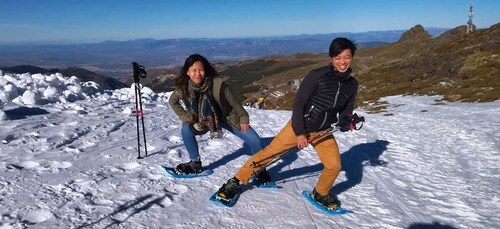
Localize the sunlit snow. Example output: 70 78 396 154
0 72 499 228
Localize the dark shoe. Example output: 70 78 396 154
216 177 240 201
311 189 339 210
255 169 272 183
175 160 202 174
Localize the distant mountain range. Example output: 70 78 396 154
1 24 496 110
0 28 448 78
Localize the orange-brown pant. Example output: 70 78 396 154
234 120 342 196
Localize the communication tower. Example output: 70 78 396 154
467 3 476 34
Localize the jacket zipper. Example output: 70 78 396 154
304 105 315 118
319 82 341 130
333 82 341 108
319 111 328 129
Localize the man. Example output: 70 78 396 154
215 38 359 210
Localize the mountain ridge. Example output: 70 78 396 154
0 28 448 77
1 24 497 111
214 23 499 110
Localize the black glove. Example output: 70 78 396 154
338 115 355 132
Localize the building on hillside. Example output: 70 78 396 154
271 91 285 98
288 79 301 91
467 3 476 34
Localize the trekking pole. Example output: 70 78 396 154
251 114 365 171
251 126 339 169
132 62 148 159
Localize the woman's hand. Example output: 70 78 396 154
297 135 309 149
240 124 249 133
187 112 196 124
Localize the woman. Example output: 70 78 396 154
216 38 359 210
168 54 271 182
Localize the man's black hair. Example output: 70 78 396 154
329 38 357 57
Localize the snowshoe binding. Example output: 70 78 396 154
161 160 213 178
210 177 241 206
301 189 351 215
175 160 202 174
254 169 278 188
311 189 340 210
255 169 272 183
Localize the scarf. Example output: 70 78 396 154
188 78 222 139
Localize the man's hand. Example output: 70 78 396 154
240 124 249 133
297 135 309 149
338 115 355 132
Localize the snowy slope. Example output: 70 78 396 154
0 72 499 229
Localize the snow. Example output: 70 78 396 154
0 72 499 228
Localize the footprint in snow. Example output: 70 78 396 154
122 107 132 114
165 149 183 162
2 134 16 144
173 184 188 194
204 139 224 150
22 209 53 224
49 161 72 169
19 161 40 170
160 196 173 207
168 135 182 143
146 172 164 180
106 121 126 134
119 162 140 171
145 143 156 151
207 140 224 147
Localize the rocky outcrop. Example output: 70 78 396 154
397 25 432 43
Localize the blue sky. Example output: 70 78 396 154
0 0 499 45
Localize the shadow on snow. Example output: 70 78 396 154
205 135 389 198
76 192 175 228
407 221 458 229
4 106 49 120
205 137 275 171
242 138 390 196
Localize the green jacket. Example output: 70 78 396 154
168 78 249 130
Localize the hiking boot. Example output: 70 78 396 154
255 169 272 184
175 160 202 174
216 177 240 202
311 189 339 210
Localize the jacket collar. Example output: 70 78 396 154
328 64 352 82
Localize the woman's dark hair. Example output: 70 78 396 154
328 38 357 57
175 54 218 98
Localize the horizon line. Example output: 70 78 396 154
0 26 456 47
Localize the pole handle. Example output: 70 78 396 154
132 62 147 83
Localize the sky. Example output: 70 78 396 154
0 0 499 45
0 70 499 228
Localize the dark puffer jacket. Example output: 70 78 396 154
291 65 358 136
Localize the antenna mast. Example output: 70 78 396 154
467 3 476 34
